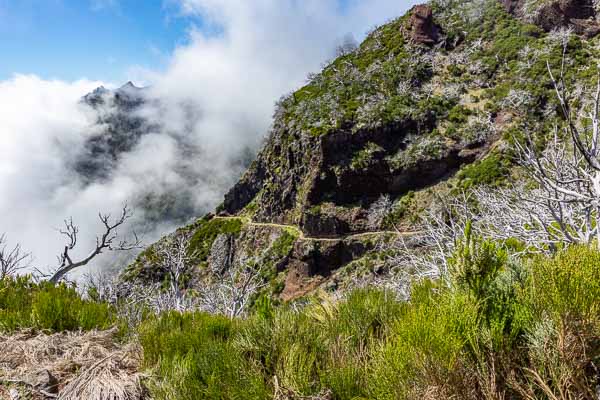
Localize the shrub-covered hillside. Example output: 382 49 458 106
3 0 600 398
125 0 600 301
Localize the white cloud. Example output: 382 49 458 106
0 0 419 277
0 75 114 272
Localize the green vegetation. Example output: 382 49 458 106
134 239 599 399
383 191 415 228
123 216 246 282
457 153 512 188
269 230 298 259
6 3 600 399
0 276 114 332
351 142 384 170
139 312 269 399
187 217 244 266
255 230 299 297
3 238 598 399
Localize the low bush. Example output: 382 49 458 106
138 311 269 400
3 242 597 399
0 276 114 332
135 241 599 399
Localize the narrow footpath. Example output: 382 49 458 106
213 216 422 242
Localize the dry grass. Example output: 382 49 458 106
0 329 145 400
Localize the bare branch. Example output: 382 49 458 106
49 204 141 284
198 262 266 318
0 234 32 279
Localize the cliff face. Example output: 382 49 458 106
124 0 600 300
222 3 498 238
501 0 600 37
223 116 487 238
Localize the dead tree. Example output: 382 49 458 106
199 263 265 318
49 205 140 284
372 193 475 299
367 194 393 230
0 234 31 279
464 29 600 251
154 234 195 312
508 32 600 249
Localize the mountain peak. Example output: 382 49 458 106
120 81 139 90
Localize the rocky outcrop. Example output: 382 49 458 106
126 0 560 300
501 0 600 37
207 234 236 275
408 5 441 45
281 238 376 300
224 119 488 238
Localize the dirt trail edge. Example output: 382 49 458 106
213 216 422 242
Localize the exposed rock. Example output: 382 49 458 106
408 4 440 45
281 238 374 301
76 82 151 182
571 18 600 38
207 233 235 275
500 0 522 14
125 0 555 299
224 119 487 238
501 0 600 37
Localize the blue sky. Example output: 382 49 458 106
0 0 200 82
0 0 397 84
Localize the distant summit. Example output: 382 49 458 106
75 83 151 182
82 81 146 111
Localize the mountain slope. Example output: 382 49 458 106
123 0 600 300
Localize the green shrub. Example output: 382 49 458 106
523 246 600 323
187 217 244 266
0 276 114 332
131 243 599 398
368 280 480 399
139 311 269 400
457 153 511 189
513 246 600 398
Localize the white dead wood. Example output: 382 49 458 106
199 262 266 318
367 195 393 230
509 35 600 249
48 205 141 284
156 234 193 312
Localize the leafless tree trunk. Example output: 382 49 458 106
0 234 31 279
49 205 141 284
199 262 265 318
545 62 600 249
507 37 600 249
155 234 194 312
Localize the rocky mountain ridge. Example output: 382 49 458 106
123 0 600 300
75 82 152 182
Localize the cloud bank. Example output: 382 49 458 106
0 0 416 276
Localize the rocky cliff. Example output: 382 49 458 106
123 0 600 300
501 0 600 37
